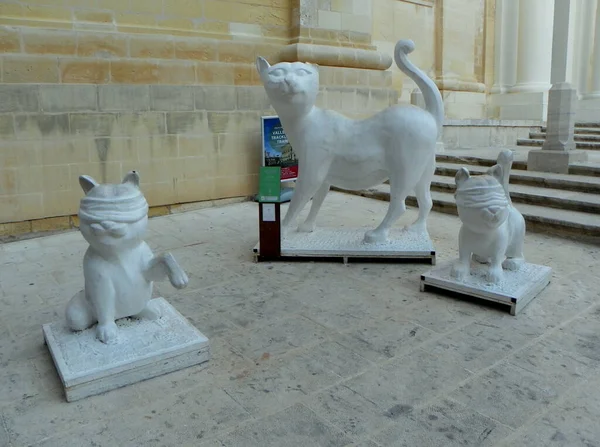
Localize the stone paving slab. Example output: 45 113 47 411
0 191 599 446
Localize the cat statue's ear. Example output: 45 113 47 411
122 170 140 188
455 167 470 187
79 175 98 194
487 164 503 183
256 56 270 76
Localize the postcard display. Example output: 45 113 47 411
253 39 441 264
42 172 210 402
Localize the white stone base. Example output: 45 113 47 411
43 298 211 402
420 261 552 315
254 227 436 264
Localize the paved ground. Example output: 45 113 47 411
0 191 599 447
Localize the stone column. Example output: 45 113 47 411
510 0 554 93
527 0 588 174
574 0 596 96
491 0 519 94
585 1 600 98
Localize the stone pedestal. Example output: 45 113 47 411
527 149 588 174
44 298 211 402
542 82 577 152
527 82 588 174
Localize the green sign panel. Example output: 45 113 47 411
258 166 281 202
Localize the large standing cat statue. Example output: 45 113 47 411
65 171 189 344
450 150 526 284
256 39 444 244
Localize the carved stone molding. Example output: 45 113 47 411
278 43 393 71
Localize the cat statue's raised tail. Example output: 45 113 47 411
256 39 444 243
65 171 189 344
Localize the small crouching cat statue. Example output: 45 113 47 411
256 39 444 244
65 171 189 344
450 150 526 284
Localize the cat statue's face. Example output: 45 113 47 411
256 57 319 112
77 171 149 251
454 165 510 234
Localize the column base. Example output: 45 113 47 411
490 91 549 120
527 149 588 174
576 97 600 122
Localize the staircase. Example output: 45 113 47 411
332 150 600 242
517 122 600 150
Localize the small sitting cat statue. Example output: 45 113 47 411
65 171 189 344
256 39 444 244
450 150 526 284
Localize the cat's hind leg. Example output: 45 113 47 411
133 300 161 320
298 182 330 233
65 290 96 331
406 153 435 234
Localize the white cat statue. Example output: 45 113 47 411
65 171 189 344
256 39 444 244
450 150 526 284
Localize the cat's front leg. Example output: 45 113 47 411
87 277 119 344
298 182 330 233
450 228 471 281
144 253 189 289
486 256 504 284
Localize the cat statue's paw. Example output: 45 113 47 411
472 254 489 264
485 267 504 284
169 269 189 289
450 262 469 281
297 221 316 233
96 321 118 344
363 229 388 244
502 257 524 271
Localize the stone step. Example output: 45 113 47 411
428 174 600 214
517 138 600 150
435 152 600 177
530 132 600 142
575 122 600 128
435 162 600 194
332 184 600 241
542 126 600 135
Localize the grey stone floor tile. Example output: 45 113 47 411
508 337 599 384
419 319 545 372
557 377 600 420
542 311 600 362
304 383 396 438
333 317 438 362
373 398 512 447
5 303 62 338
221 340 370 414
399 295 488 334
114 385 250 445
501 407 600 447
214 403 352 447
215 293 313 331
342 349 472 412
449 360 579 429
226 315 333 361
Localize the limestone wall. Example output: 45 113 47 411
0 0 395 231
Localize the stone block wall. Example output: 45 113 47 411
0 1 395 232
